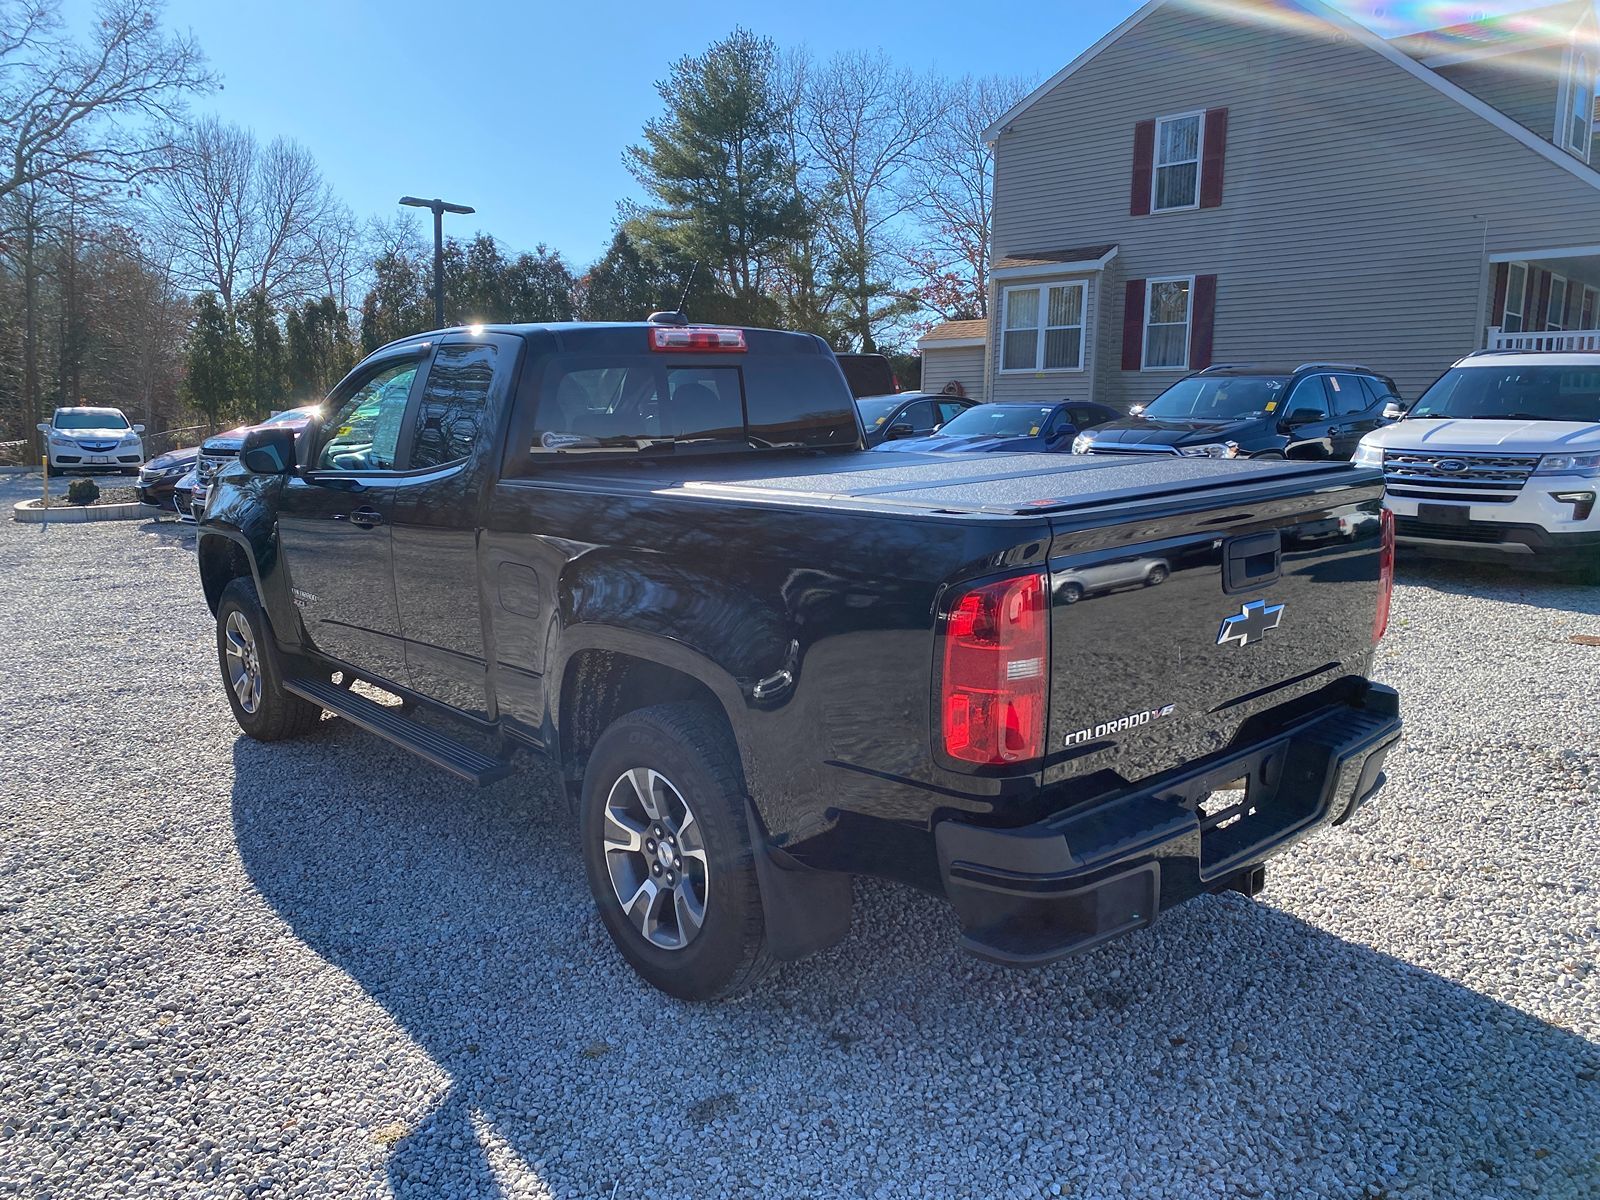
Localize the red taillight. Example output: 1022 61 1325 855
940 574 1047 765
647 326 746 353
1373 508 1395 643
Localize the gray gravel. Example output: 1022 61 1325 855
1 469 1597 1199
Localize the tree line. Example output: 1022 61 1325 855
0 1 1029 453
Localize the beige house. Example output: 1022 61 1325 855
970 0 1600 409
916 319 987 396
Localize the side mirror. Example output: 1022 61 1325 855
887 422 916 440
132 423 145 434
1128 404 1146 417
36 422 50 434
1381 402 1405 421
239 425 296 475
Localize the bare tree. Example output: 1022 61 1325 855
0 0 213 205
154 117 334 312
801 50 945 351
902 73 1033 322
311 202 366 315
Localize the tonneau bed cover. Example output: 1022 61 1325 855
554 450 1380 518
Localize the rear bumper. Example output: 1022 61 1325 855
935 685 1402 966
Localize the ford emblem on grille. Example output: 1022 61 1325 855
1217 599 1286 647
1434 458 1468 473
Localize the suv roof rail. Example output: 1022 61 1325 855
1196 362 1258 373
1462 346 1600 357
1294 361 1370 373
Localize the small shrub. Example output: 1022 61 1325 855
66 477 100 506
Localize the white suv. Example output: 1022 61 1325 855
38 406 145 473
1352 351 1599 578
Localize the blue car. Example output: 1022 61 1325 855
871 400 1120 455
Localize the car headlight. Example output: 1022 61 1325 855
1535 451 1600 477
1072 434 1093 454
1351 440 1383 467
48 432 71 444
120 433 140 446
1178 442 1239 459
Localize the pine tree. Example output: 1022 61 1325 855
182 292 241 431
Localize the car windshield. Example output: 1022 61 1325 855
1142 376 1290 420
856 396 907 426
262 405 319 426
1409 365 1600 423
53 408 128 430
937 405 1057 438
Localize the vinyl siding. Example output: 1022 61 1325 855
1436 49 1562 142
988 0 1600 407
919 344 986 397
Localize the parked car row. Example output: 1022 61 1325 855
853 349 1597 579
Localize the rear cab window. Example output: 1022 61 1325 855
508 329 860 471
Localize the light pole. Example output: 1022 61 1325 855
399 195 475 328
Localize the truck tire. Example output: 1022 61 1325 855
215 576 322 742
580 703 775 1001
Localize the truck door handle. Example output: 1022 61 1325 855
347 506 384 529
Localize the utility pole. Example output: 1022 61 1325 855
399 195 475 328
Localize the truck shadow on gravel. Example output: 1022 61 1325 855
230 735 1600 1200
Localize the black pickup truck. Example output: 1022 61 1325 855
197 320 1402 1000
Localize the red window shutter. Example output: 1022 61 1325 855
1489 263 1509 325
1199 108 1228 208
1122 278 1148 371
1130 120 1155 217
1532 270 1551 329
1564 279 1577 327
1190 275 1218 369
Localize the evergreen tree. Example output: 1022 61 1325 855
359 249 430 354
237 288 287 420
287 296 357 400
627 29 813 324
182 292 241 430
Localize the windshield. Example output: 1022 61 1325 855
856 396 906 426
1410 366 1600 423
937 405 1057 438
262 405 319 426
1143 376 1290 420
53 408 128 431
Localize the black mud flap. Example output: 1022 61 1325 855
747 800 853 961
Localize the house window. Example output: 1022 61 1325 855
1582 285 1598 329
1142 276 1193 369
1502 263 1528 333
1566 50 1593 159
1152 113 1203 211
1000 282 1086 372
1547 274 1569 330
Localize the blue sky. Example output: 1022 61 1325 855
76 0 1552 268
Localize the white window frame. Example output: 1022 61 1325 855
998 281 1088 374
1502 262 1528 333
1559 42 1594 160
1150 110 1206 214
1547 273 1569 330
1141 274 1196 371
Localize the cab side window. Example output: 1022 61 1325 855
316 361 419 471
1284 376 1331 421
409 343 499 470
1328 374 1369 417
935 400 968 426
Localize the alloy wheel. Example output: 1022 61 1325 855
601 768 710 950
223 610 264 714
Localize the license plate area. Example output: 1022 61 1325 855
1417 502 1471 525
1191 738 1328 879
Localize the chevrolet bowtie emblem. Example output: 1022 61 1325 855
1217 599 1286 647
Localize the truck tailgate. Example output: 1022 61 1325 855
1041 481 1386 791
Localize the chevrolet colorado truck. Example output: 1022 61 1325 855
197 319 1402 1000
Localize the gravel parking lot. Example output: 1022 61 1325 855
2 469 1597 1200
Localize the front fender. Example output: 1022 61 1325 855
198 473 300 649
